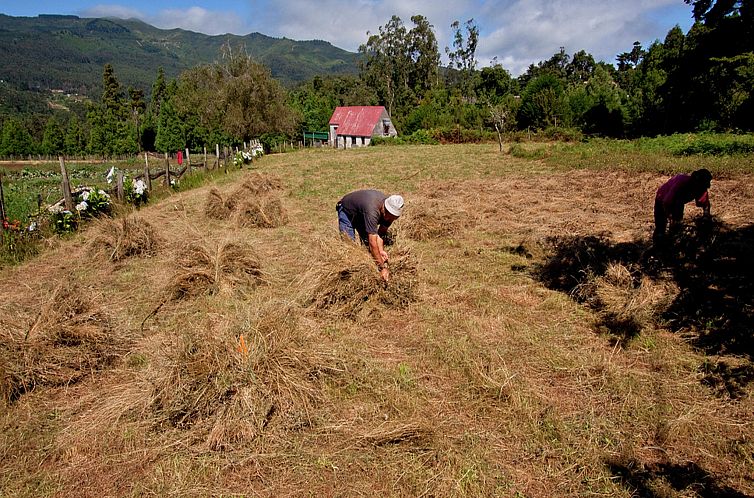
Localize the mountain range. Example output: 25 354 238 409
0 14 361 98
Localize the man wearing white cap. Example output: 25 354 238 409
336 189 404 282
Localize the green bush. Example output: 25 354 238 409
539 126 585 142
509 144 548 160
370 130 439 146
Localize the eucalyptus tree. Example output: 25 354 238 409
445 18 479 98
174 44 298 145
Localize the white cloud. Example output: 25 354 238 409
81 5 243 35
81 4 145 20
150 7 244 35
80 0 692 77
475 0 682 75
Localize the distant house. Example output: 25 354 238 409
328 106 397 148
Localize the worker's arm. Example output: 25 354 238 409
368 233 390 282
696 191 711 216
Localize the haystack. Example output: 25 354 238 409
168 241 265 299
148 302 342 450
306 238 419 319
89 216 161 262
0 280 124 404
575 262 678 336
234 194 288 229
399 199 468 241
225 173 284 211
204 188 231 219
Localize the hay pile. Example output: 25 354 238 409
89 216 161 262
399 198 468 241
225 173 284 210
205 188 231 219
234 195 288 228
0 280 125 404
204 173 288 228
168 240 265 299
306 238 419 319
575 262 679 337
148 303 342 450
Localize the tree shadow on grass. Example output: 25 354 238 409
523 217 754 396
606 457 752 498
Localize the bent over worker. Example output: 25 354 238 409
336 189 404 282
653 168 712 245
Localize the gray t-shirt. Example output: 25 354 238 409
339 189 393 236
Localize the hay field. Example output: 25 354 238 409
1 143 753 497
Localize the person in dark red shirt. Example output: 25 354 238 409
653 168 712 245
336 189 404 282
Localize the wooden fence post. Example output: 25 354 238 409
223 146 228 173
164 152 171 187
185 148 191 173
59 156 74 212
204 146 208 169
0 172 7 222
116 172 125 202
144 152 152 192
215 144 220 169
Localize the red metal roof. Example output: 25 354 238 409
329 106 387 137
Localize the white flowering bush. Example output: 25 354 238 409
251 144 264 158
233 150 254 167
125 178 149 205
48 204 77 233
78 188 112 217
47 187 111 233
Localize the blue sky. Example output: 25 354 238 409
1 1 696 75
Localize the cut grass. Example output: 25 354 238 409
0 143 752 497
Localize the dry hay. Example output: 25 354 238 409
204 188 231 219
168 240 265 299
89 216 161 262
234 194 288 229
148 303 343 450
399 198 468 241
0 280 125 404
575 262 679 336
305 238 419 320
225 173 284 211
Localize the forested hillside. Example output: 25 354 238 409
0 14 359 94
0 1 752 159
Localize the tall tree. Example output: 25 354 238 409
0 118 35 156
407 15 441 93
40 117 65 155
445 18 479 97
154 99 183 153
174 44 298 143
359 16 411 118
128 87 146 151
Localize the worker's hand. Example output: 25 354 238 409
380 267 390 283
379 249 389 263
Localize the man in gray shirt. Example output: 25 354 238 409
336 189 404 282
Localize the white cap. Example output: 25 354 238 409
384 194 404 217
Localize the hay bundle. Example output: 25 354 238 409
89 216 161 261
205 188 231 219
576 263 678 335
234 194 288 228
149 303 341 450
225 173 284 211
0 280 123 404
400 199 467 241
168 241 264 299
306 239 419 319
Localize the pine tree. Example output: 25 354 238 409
41 117 65 155
154 99 184 153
